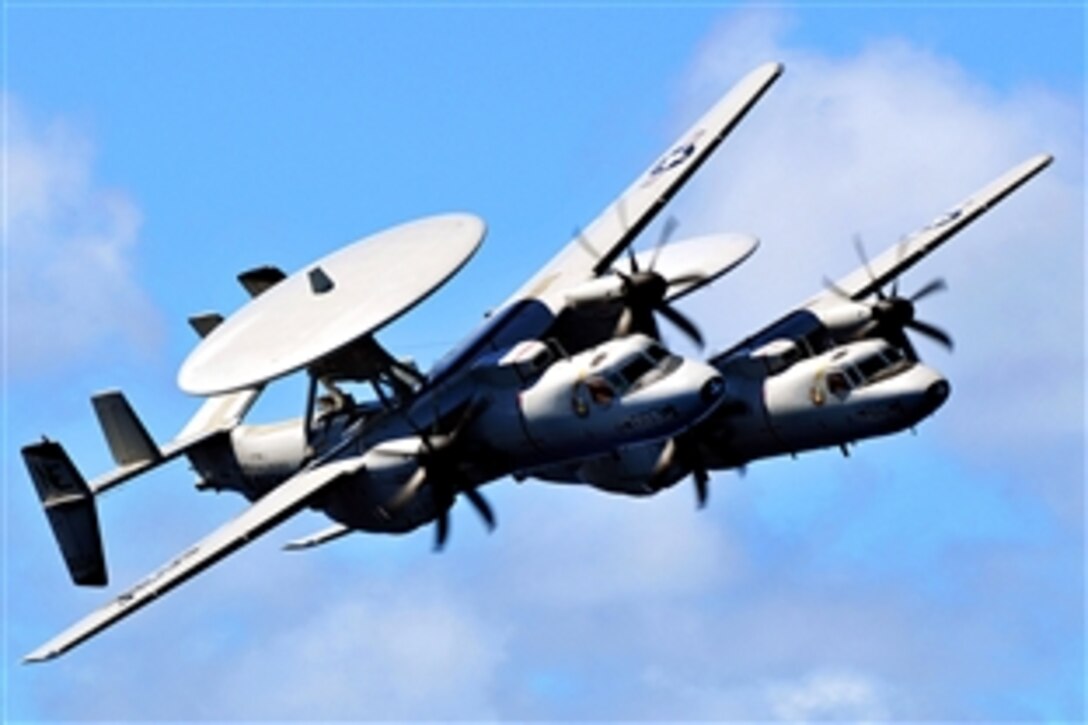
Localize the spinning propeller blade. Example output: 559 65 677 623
910 277 948 303
832 238 955 357
648 215 680 272
650 437 712 509
462 488 496 530
692 466 709 509
596 214 706 348
657 303 705 350
387 401 497 550
907 318 954 351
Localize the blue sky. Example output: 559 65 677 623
3 3 1084 721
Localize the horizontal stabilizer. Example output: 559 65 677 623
188 312 224 338
237 265 287 297
92 391 161 467
22 441 108 587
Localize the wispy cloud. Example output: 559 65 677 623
4 95 162 378
766 669 892 722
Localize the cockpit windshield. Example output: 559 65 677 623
823 344 911 398
620 356 655 387
855 347 907 383
856 354 886 380
645 342 670 364
589 341 683 400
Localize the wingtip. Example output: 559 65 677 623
1011 153 1055 184
756 60 785 80
23 648 57 665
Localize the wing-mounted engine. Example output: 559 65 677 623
713 154 1053 383
468 339 557 388
549 231 758 355
812 239 954 360
323 396 501 551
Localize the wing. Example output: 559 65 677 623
24 455 365 663
505 61 783 312
710 152 1053 368
811 153 1054 306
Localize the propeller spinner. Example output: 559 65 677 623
612 219 708 348
828 237 954 359
573 216 758 349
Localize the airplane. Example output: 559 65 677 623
20 60 1053 663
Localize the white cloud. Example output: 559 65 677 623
218 580 508 720
766 669 891 722
3 95 162 377
668 10 1083 467
22 544 509 721
494 484 738 609
639 664 896 721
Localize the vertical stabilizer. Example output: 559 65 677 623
22 441 108 587
92 391 161 467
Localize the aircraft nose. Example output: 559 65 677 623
926 379 951 408
701 375 725 405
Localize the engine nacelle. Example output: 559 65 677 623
811 299 871 337
562 274 628 308
469 340 555 387
720 337 805 379
356 435 428 489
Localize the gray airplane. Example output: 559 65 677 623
22 61 1051 662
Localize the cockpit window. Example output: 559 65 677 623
856 355 885 380
645 342 669 364
585 376 615 405
827 371 850 397
620 356 655 387
592 344 684 398
845 367 863 387
852 348 911 386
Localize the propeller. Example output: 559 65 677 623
581 215 708 348
385 401 495 550
649 437 712 508
828 237 954 359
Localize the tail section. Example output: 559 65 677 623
24 386 264 587
22 441 108 587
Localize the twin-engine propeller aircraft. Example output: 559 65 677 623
21 61 1052 662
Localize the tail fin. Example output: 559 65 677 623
25 387 265 587
92 391 161 467
22 441 108 587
